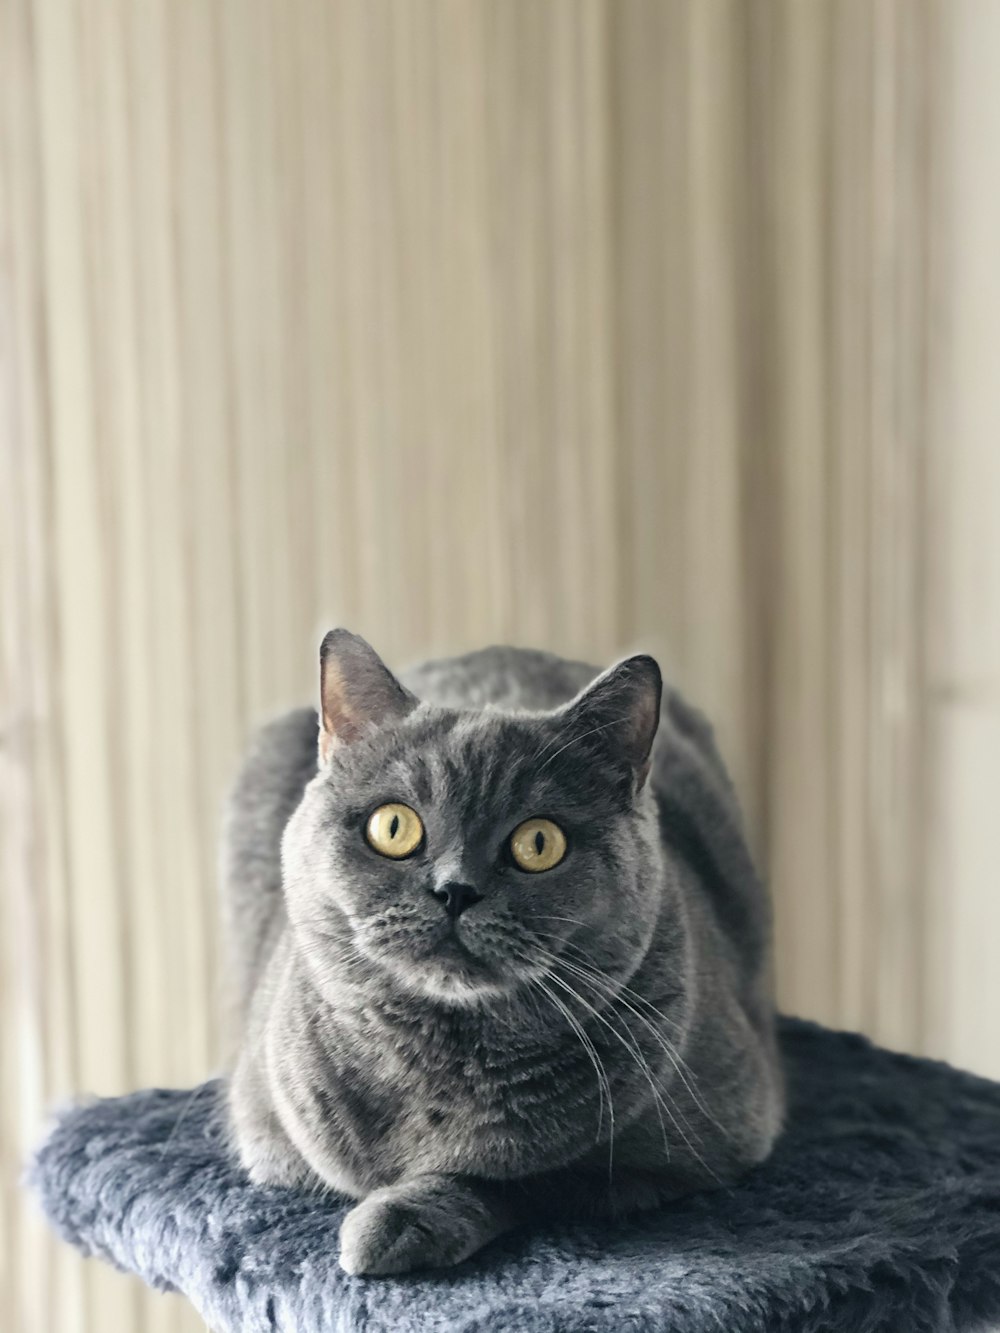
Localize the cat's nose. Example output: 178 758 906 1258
428 881 483 919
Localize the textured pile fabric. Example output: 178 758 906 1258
29 1018 1000 1333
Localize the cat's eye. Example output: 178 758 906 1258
366 803 424 859
509 818 567 873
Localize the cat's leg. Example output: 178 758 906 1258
237 1109 312 1190
228 1052 313 1190
338 1174 516 1276
337 1164 694 1276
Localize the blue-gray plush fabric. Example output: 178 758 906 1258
29 1018 1000 1333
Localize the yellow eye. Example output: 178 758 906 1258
366 803 424 859
510 818 567 873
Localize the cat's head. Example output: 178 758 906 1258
282 630 665 1005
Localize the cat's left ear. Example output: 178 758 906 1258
318 629 418 764
561 655 662 790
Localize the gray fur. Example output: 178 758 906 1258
32 1020 1000 1332
225 635 783 1275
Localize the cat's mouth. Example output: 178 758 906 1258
426 922 485 967
361 915 522 1001
397 919 514 998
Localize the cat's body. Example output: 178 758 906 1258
226 637 783 1275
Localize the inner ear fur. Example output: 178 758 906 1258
318 628 417 763
561 654 663 789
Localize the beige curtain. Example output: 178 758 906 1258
3 2 998 1329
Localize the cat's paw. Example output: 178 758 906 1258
338 1177 501 1276
338 1192 469 1276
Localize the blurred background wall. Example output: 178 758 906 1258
3 1 999 1329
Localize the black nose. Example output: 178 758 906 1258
429 881 483 919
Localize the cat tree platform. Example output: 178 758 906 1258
29 1018 1000 1333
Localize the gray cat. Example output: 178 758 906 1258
225 630 784 1276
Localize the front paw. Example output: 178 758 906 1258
338 1176 504 1276
339 1191 468 1276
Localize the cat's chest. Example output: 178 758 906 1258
282 1015 602 1189
359 1031 569 1176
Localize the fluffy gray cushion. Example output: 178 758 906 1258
29 1019 1000 1333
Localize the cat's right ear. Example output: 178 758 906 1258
318 629 418 764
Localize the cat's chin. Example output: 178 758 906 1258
408 967 509 1006
384 932 517 1006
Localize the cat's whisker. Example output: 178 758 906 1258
525 973 616 1186
529 940 725 1181
566 988 721 1182
532 932 729 1141
534 929 685 1033
534 962 674 1168
547 951 733 1144
512 943 616 1151
529 913 592 932
533 715 635 772
527 973 613 1144
551 944 691 1041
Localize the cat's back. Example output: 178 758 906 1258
405 646 738 817
400 644 598 713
